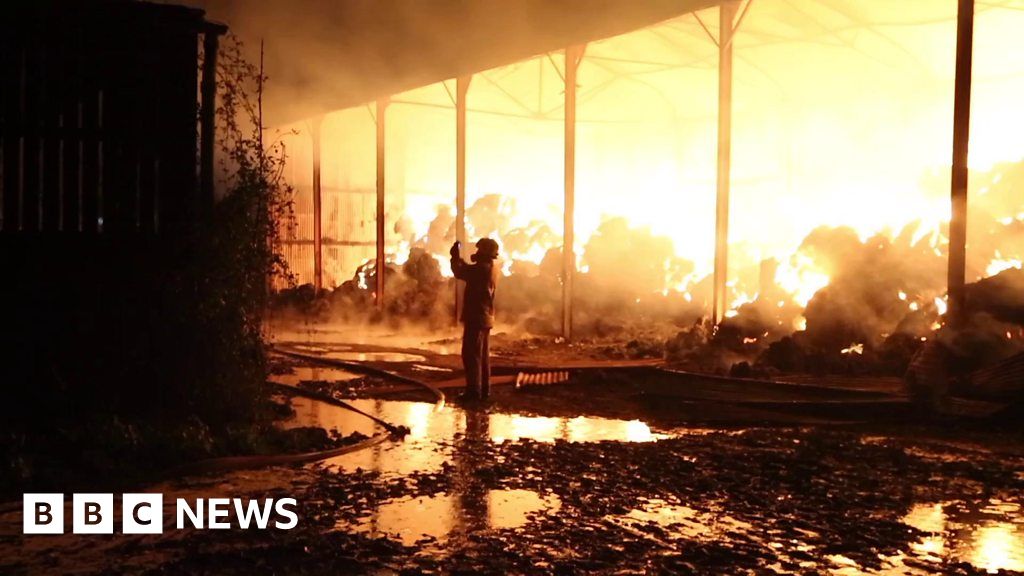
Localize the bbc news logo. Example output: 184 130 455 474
23 494 298 534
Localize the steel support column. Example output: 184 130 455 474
311 116 323 294
712 1 739 325
455 75 471 323
375 98 388 310
563 45 585 340
948 0 974 327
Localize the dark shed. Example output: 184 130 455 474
1 0 225 236
0 1 226 418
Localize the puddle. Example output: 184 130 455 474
412 364 452 373
323 351 427 363
282 397 667 474
805 498 1024 574
901 499 1024 573
488 413 666 443
269 366 361 387
612 499 753 542
607 496 1024 575
343 489 560 546
290 343 342 353
269 325 459 356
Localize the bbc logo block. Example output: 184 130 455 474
23 494 64 534
123 493 164 534
23 493 298 534
24 493 161 535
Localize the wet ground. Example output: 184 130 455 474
273 388 1024 575
2 334 1023 574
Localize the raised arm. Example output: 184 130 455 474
450 242 468 280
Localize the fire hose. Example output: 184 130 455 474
165 348 447 477
270 381 412 437
271 345 447 404
165 431 394 476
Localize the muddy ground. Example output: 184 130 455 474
15 424 1018 575
2 340 1023 575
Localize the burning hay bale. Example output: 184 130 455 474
902 270 1024 407
271 157 1024 386
965 267 1024 326
274 249 453 327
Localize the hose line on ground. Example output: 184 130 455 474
162 349 445 477
271 345 447 404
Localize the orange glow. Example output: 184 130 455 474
987 253 1023 277
277 0 1024 321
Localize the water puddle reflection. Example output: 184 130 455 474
612 498 753 542
902 499 1024 573
270 366 361 387
323 351 427 363
282 398 667 474
283 393 1024 573
607 496 1024 575
287 343 341 354
342 489 560 546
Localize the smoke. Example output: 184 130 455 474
271 148 1024 378
582 218 694 300
178 0 705 126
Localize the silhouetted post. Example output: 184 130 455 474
455 75 471 324
311 116 323 294
563 45 585 340
199 31 220 213
375 98 388 310
948 0 974 328
713 1 738 325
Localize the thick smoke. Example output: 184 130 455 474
178 0 701 126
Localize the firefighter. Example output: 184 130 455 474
450 238 500 401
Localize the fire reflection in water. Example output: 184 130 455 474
903 500 1024 573
342 407 561 546
347 489 562 547
282 397 666 475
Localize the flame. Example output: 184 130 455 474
841 343 864 355
730 291 758 312
438 256 455 278
986 253 1022 277
934 297 948 316
276 0 1024 330
775 254 830 307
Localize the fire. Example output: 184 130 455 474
987 253 1023 277
729 289 758 312
275 0 1024 338
775 254 830 308
840 343 864 355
